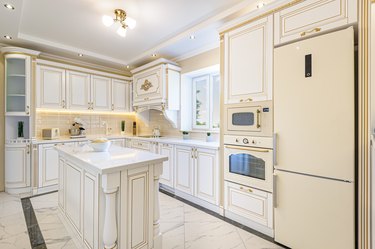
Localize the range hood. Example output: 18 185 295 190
131 58 181 129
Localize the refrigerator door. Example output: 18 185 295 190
274 27 355 181
274 170 354 249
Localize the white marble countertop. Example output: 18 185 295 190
33 134 220 149
55 144 168 174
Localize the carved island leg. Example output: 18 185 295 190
153 163 163 249
102 173 120 249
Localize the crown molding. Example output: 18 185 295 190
172 42 219 62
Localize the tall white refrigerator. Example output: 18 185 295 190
274 27 355 249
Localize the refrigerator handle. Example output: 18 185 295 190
273 133 277 165
273 173 277 208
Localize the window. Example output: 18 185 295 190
192 73 220 130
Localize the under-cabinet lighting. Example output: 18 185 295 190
126 65 130 69
36 108 136 116
4 3 15 10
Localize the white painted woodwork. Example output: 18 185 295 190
223 15 273 104
224 181 273 228
274 0 357 45
66 70 91 110
83 172 96 249
153 164 163 249
131 140 151 151
65 162 82 235
36 65 66 109
58 158 64 209
110 139 125 147
38 144 59 187
174 146 194 195
91 75 112 111
195 148 218 205
4 54 31 116
132 61 181 110
112 79 130 112
158 143 174 188
5 144 31 188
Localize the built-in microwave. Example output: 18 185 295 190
224 100 272 137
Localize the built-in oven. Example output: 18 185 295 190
224 100 272 137
224 135 273 192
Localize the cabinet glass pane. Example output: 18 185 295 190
229 153 265 180
6 58 26 113
193 76 209 128
212 75 220 129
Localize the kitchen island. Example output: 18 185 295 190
55 144 168 249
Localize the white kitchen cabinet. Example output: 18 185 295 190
224 181 273 229
223 15 273 104
5 143 31 189
175 145 194 195
66 70 91 110
195 148 219 205
274 0 357 45
110 138 125 147
36 65 66 109
132 59 181 109
58 158 64 209
112 79 130 112
38 144 59 188
131 139 151 151
91 75 112 111
158 143 174 188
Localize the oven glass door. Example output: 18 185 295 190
224 145 273 192
226 106 261 132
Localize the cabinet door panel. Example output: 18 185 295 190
195 148 218 204
175 146 193 195
159 143 174 188
224 16 273 104
112 79 129 112
5 145 30 188
65 162 82 234
37 66 65 108
39 144 59 187
58 159 64 209
133 66 164 106
66 71 91 110
83 173 96 249
91 75 111 111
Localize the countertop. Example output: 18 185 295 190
33 135 220 149
55 144 168 174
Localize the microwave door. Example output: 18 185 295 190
227 107 261 132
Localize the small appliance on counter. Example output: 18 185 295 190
69 121 86 138
152 126 161 137
42 128 60 140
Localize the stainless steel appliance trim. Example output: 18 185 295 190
225 145 270 153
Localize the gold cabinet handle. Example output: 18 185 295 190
26 144 30 154
256 109 261 128
240 99 244 102
300 27 321 37
88 102 91 110
246 98 252 102
240 186 253 193
111 104 114 111
62 100 66 109
26 105 30 115
225 145 270 153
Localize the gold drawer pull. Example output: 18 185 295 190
240 186 253 193
300 27 321 37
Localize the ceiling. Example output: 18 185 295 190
0 0 267 71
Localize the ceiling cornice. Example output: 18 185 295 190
172 41 219 62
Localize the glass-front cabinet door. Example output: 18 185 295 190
5 54 31 116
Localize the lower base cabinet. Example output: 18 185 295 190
158 143 174 188
224 181 273 229
38 143 59 188
174 146 194 195
5 143 31 189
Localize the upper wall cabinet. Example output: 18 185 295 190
274 0 357 45
36 61 131 113
223 15 273 104
132 59 181 109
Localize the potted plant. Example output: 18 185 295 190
182 131 190 140
206 132 213 142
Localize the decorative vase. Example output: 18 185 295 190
17 121 24 139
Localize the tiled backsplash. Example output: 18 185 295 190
35 110 219 141
35 112 136 137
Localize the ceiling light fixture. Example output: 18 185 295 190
4 35 12 40
4 3 15 10
78 53 83 57
102 9 136 38
189 35 196 40
257 2 265 8
126 65 130 69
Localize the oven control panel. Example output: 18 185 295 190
224 135 273 149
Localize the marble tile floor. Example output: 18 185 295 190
0 191 283 249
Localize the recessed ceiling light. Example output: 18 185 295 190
190 35 196 40
257 2 265 8
4 35 12 40
126 65 130 69
4 3 15 10
78 53 83 57
151 53 157 57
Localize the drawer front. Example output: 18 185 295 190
224 181 272 228
133 66 164 105
131 140 151 151
274 0 357 45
